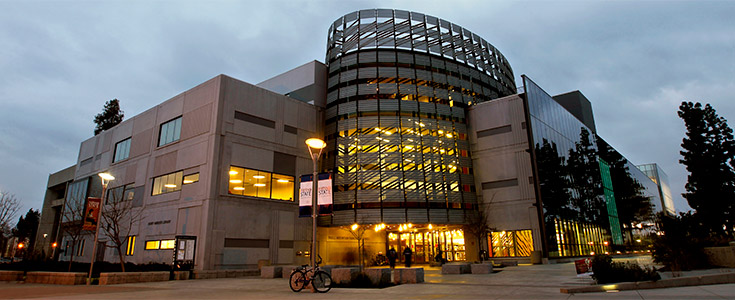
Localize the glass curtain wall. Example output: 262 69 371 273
524 76 612 257
325 9 516 226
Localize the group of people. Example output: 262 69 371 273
385 246 446 269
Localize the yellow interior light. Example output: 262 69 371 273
233 187 245 191
447 134 453 138
254 183 266 187
229 170 238 175
277 179 289 183
230 179 242 183
164 184 177 188
253 175 265 179
183 180 193 184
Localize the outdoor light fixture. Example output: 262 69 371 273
351 224 359 231
89 172 114 285
305 137 326 269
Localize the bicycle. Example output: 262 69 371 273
289 255 332 293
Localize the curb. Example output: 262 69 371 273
560 272 735 293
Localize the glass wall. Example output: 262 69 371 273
387 226 465 262
489 230 533 257
524 76 612 257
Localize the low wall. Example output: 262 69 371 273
99 271 170 285
192 269 259 279
704 245 735 268
26 272 86 285
0 271 23 281
561 272 735 294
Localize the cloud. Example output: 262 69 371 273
0 0 732 215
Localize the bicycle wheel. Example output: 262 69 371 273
311 270 332 293
289 270 306 292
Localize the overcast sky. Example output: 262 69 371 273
1 0 733 218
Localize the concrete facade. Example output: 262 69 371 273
55 74 323 270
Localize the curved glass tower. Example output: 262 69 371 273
324 9 516 227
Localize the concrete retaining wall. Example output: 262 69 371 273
260 266 282 278
364 268 391 286
471 263 493 274
26 272 87 285
332 267 359 285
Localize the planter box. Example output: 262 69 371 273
393 268 424 284
364 268 391 286
331 267 359 285
441 263 471 274
260 266 282 278
471 264 493 274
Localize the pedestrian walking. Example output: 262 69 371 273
403 246 413 268
387 247 397 269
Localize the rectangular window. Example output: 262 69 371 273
152 171 183 195
228 166 294 201
160 239 175 249
183 173 199 185
107 183 135 204
489 230 533 257
158 117 182 146
145 240 160 250
126 236 136 256
76 240 85 256
113 138 131 162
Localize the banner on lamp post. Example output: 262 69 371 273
83 197 101 231
299 173 332 217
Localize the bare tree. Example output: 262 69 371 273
465 193 495 262
60 189 88 271
0 191 21 251
100 185 142 272
341 221 380 272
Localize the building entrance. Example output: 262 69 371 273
386 225 465 263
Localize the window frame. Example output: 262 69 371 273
152 171 184 196
158 116 182 147
113 137 132 163
227 165 295 201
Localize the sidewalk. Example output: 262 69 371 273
1 262 734 299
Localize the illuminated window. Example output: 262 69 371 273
160 239 175 249
145 240 160 250
113 138 131 162
489 230 533 257
183 173 199 185
158 116 182 146
229 166 294 201
152 171 183 195
271 174 294 201
126 236 136 256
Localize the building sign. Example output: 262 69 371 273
83 197 101 231
299 173 332 217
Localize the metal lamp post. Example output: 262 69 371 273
87 172 114 285
305 138 326 267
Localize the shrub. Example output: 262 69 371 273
651 212 710 271
590 255 660 284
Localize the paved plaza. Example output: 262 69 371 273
1 262 734 299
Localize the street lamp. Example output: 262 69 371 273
305 138 326 268
88 172 114 285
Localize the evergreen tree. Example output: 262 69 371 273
12 209 40 251
678 101 735 234
567 128 607 225
94 99 124 135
